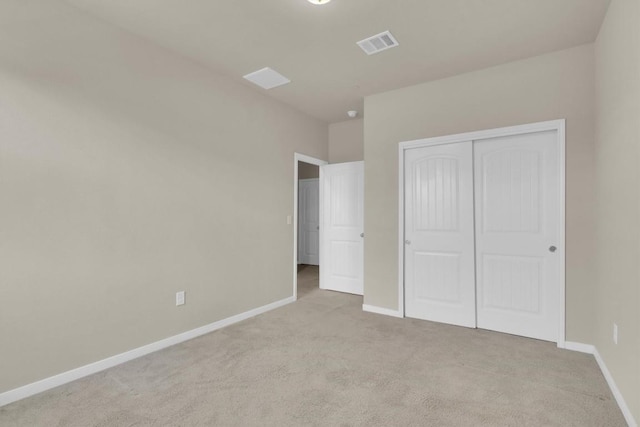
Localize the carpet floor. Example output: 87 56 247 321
0 265 627 426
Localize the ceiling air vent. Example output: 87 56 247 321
357 30 399 55
243 67 291 90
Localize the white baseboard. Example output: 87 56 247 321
563 341 595 354
0 296 295 408
362 304 403 318
563 341 636 427
593 348 637 427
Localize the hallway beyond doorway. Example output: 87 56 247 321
297 264 319 300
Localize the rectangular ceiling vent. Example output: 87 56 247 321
357 30 399 55
243 67 291 90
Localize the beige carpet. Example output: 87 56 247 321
0 265 626 426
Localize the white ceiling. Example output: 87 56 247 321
62 0 611 123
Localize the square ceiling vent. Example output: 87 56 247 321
243 67 291 90
357 30 399 55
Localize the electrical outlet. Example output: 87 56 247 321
176 291 185 306
287 215 292 225
613 323 618 345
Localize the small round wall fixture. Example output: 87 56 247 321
347 110 358 118
307 0 331 5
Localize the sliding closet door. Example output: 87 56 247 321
404 142 476 327
474 131 560 342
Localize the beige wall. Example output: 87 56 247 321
328 119 364 163
0 1 327 394
363 45 596 344
594 0 640 421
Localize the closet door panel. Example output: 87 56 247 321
474 131 560 342
404 141 476 327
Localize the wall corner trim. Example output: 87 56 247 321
564 342 637 427
362 304 404 318
0 296 296 408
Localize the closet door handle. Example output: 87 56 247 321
405 240 411 245
549 246 557 253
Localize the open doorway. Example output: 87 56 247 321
293 154 327 301
297 161 320 299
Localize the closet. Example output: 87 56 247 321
402 121 564 343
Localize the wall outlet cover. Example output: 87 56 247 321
176 291 186 306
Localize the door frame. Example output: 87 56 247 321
398 119 566 347
293 153 328 301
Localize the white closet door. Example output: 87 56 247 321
474 131 560 342
404 142 476 327
298 179 319 265
320 161 364 295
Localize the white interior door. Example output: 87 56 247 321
298 179 320 265
320 161 364 295
474 130 560 341
404 142 476 327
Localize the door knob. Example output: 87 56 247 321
405 240 411 245
316 226 320 230
360 233 365 238
549 246 557 253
